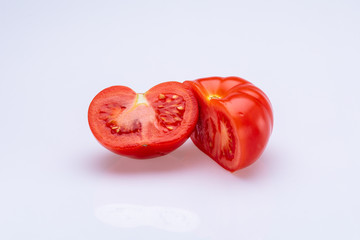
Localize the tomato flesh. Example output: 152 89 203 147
185 77 273 172
152 93 186 132
88 82 198 158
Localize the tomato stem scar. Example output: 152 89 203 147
135 93 149 106
208 95 221 100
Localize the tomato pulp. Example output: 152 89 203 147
88 82 198 158
184 77 273 172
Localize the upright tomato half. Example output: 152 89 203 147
184 77 273 172
88 82 198 158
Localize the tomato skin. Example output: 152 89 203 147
88 82 198 159
184 77 273 172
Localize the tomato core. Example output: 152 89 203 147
217 112 236 161
99 94 151 137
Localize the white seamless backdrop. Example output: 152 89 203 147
0 1 359 240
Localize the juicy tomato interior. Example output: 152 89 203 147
192 96 240 171
88 82 198 158
185 76 273 172
198 109 237 159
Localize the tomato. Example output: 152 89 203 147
88 82 198 158
184 77 273 172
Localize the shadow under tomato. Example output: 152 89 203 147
232 148 278 180
88 140 279 180
91 141 210 175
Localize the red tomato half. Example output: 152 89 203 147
184 77 273 172
88 82 198 158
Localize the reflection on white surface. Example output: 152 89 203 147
95 203 200 232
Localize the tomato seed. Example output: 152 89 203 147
159 94 165 99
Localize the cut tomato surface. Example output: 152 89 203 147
184 76 273 172
88 82 198 158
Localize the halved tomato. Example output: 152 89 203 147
88 82 198 158
184 77 273 172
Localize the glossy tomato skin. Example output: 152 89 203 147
184 77 273 172
88 82 198 158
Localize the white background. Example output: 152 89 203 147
1 0 359 239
